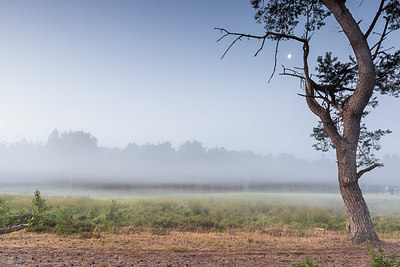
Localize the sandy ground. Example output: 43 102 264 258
0 229 399 266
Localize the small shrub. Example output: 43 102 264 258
368 246 400 267
32 189 48 214
29 190 58 232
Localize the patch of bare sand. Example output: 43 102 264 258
0 229 399 266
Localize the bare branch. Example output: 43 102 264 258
215 28 306 60
372 17 390 60
365 0 386 39
280 72 305 80
297 93 325 100
216 32 230 43
280 65 305 78
373 46 394 58
254 38 266 57
220 35 242 60
268 39 280 83
356 163 383 179
279 65 306 91
214 28 306 44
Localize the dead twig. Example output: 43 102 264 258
0 224 29 235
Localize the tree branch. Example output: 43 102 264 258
364 0 386 39
219 35 242 60
356 163 383 179
215 28 306 60
302 39 343 146
268 39 280 83
303 42 324 115
215 28 306 44
255 37 266 57
336 87 355 92
280 65 305 80
280 72 305 80
372 17 390 61
297 93 325 100
313 84 343 112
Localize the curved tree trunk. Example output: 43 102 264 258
337 146 379 243
339 179 379 243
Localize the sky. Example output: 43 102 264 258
0 0 398 161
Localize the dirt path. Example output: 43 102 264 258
0 230 399 266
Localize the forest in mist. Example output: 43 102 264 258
0 130 398 186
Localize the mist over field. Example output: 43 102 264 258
0 130 398 188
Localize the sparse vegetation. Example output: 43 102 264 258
292 256 323 267
292 246 400 267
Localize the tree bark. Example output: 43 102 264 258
337 147 379 243
339 180 379 243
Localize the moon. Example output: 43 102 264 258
287 54 292 59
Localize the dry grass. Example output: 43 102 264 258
0 229 373 251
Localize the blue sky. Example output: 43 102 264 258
0 0 398 160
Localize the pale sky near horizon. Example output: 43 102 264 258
0 1 398 161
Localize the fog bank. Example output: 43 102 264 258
0 130 398 186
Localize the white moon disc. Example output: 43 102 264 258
287 54 292 59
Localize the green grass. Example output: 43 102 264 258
168 247 189 252
0 191 399 236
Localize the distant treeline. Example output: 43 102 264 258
1 181 399 195
0 129 398 186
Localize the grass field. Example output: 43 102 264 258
1 191 400 238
